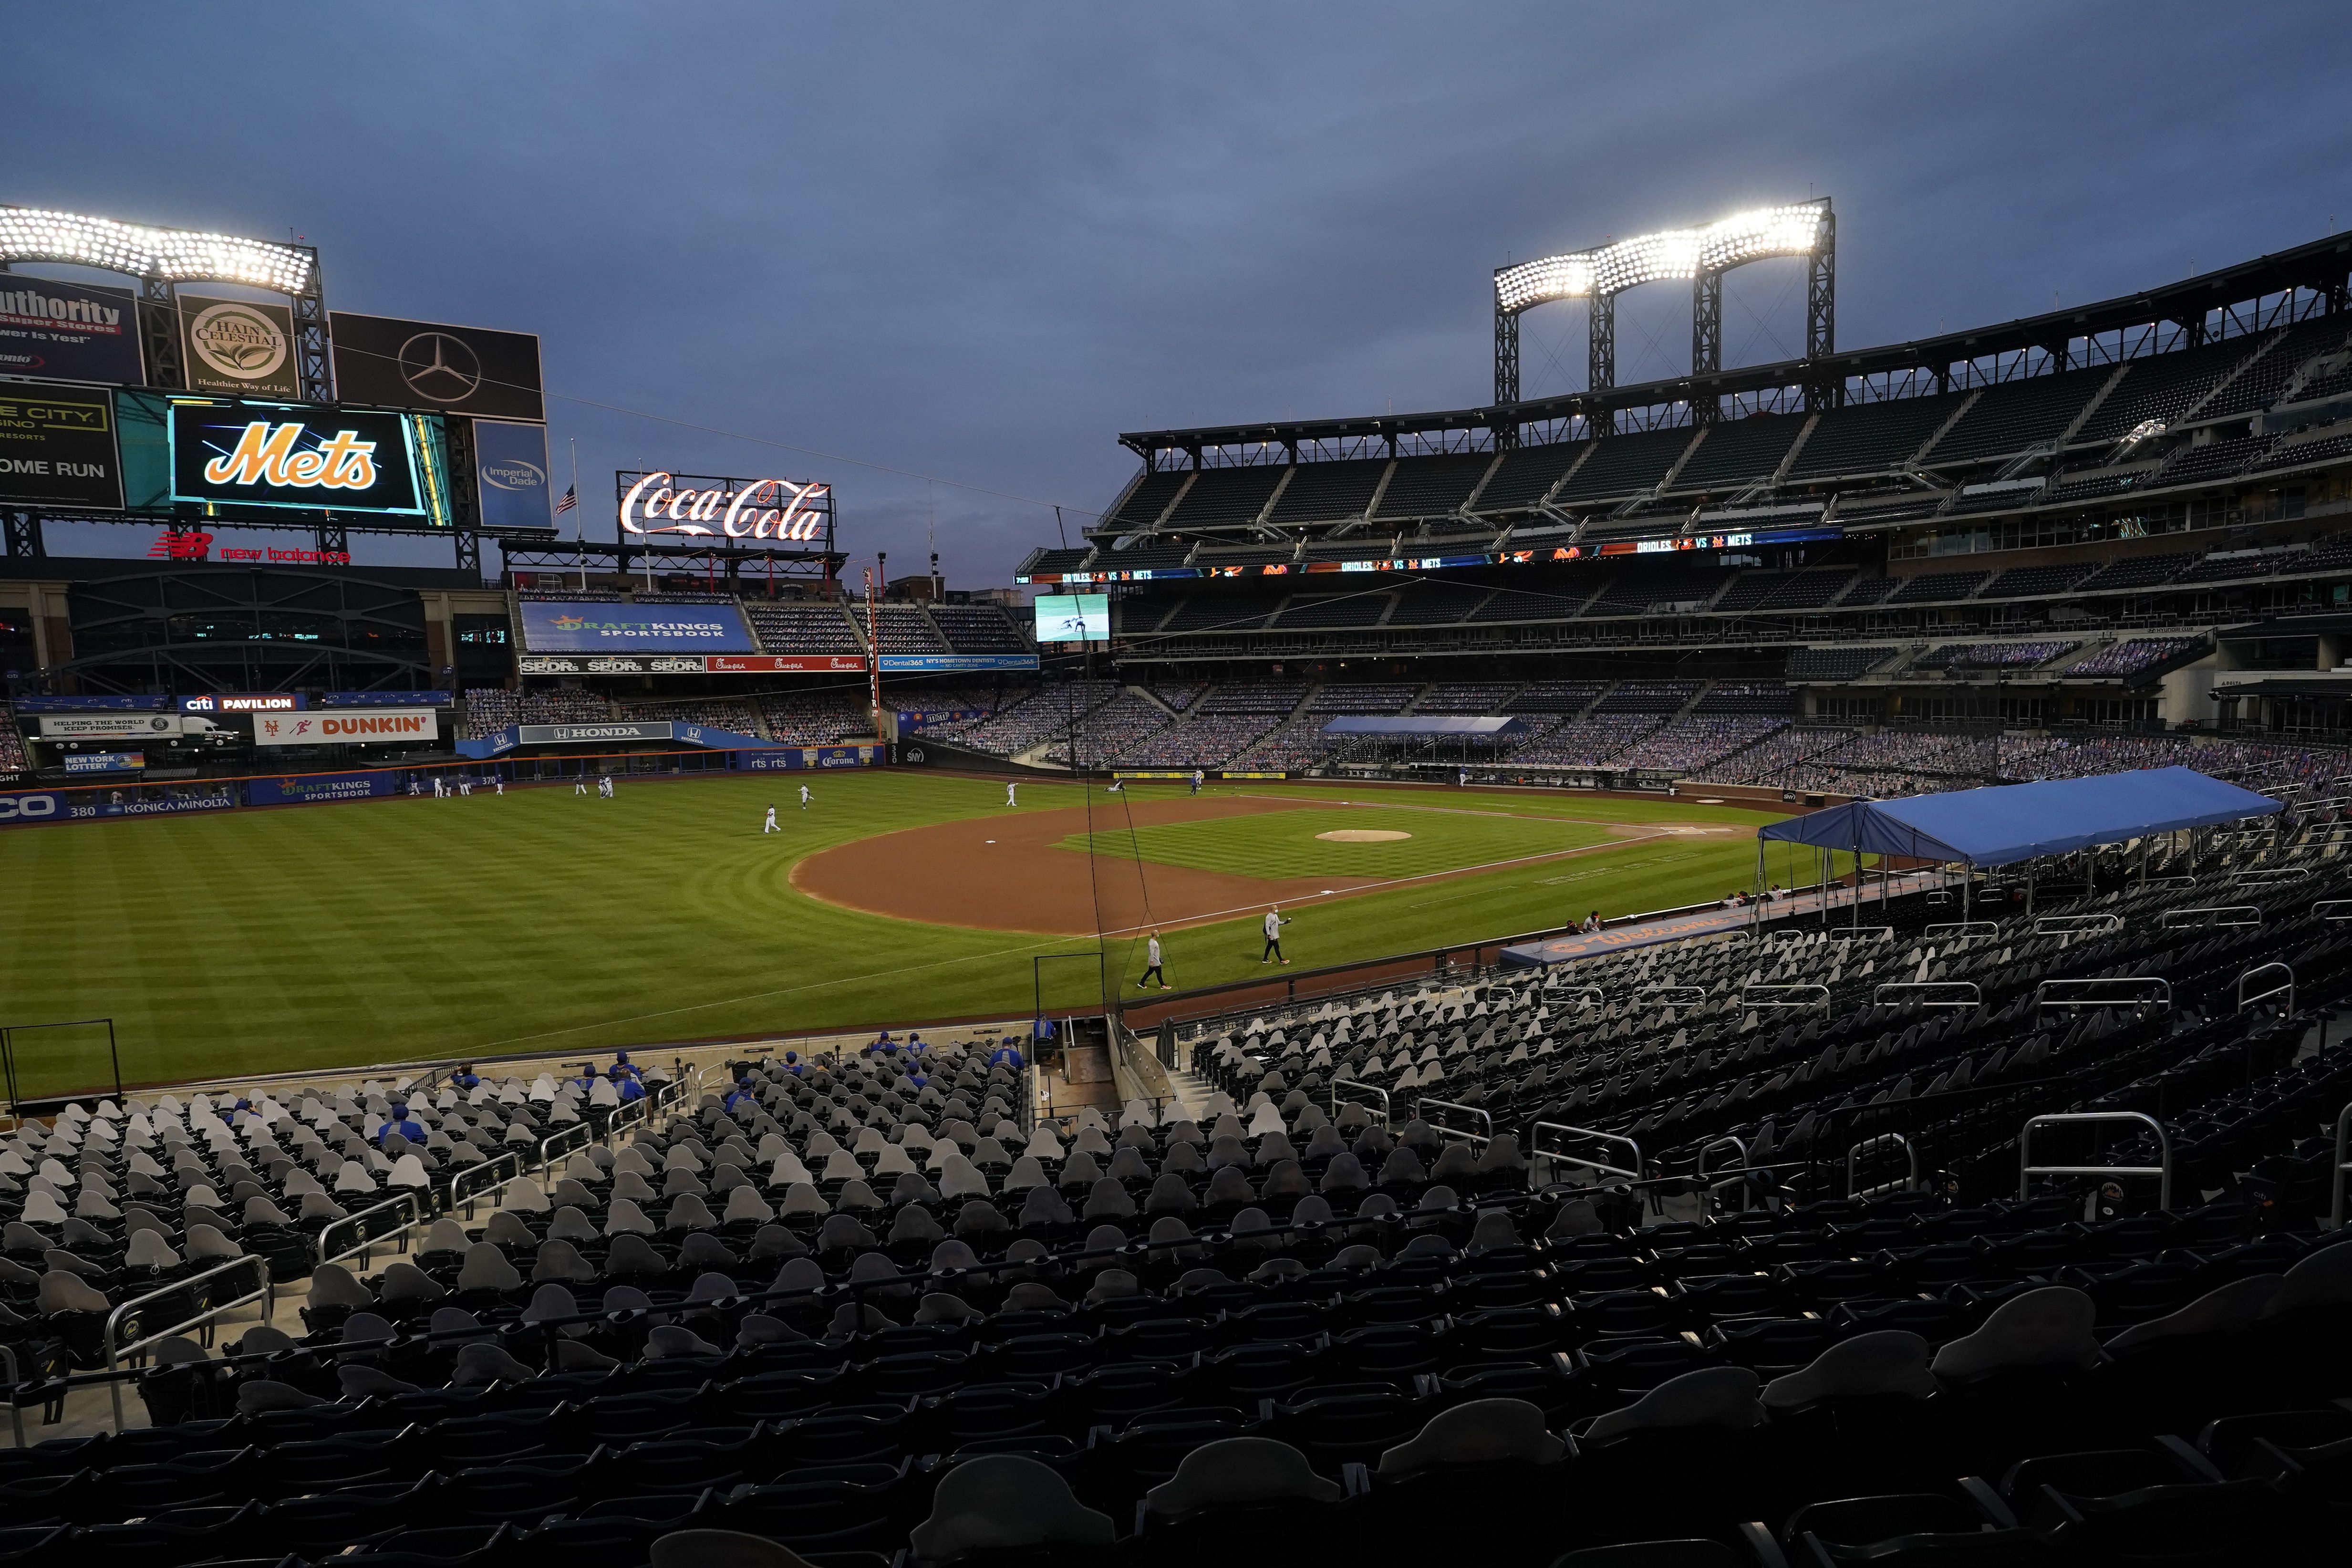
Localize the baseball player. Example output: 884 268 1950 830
799 784 812 810
1005 781 1018 807
575 776 589 797
1190 769 1204 795
764 803 779 833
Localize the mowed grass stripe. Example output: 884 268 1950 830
0 772 1784 1082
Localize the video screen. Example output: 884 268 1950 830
1033 593 1109 643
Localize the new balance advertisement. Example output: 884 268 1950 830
169 400 430 517
0 386 123 509
328 312 546 421
0 277 144 384
472 418 555 530
177 293 301 398
252 709 439 747
248 770 398 805
517 600 756 654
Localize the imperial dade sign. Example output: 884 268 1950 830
617 470 831 543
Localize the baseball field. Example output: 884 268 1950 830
0 768 1796 1091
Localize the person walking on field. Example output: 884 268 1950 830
1190 768 1203 795
1137 930 1169 990
575 776 589 797
799 784 812 810
764 803 779 833
1005 780 1018 807
1261 905 1290 965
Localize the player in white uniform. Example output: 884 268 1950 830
1190 769 1204 795
799 784 812 810
1005 781 1018 807
601 775 615 798
575 777 589 796
764 804 778 833
494 778 504 797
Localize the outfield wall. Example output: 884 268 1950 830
0 745 881 827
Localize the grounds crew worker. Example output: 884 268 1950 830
1262 906 1291 965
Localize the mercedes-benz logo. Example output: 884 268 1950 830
397 331 482 404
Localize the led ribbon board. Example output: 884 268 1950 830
1494 205 1827 312
168 398 436 519
617 470 832 543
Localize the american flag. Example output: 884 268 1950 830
553 484 576 516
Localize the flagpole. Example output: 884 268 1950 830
570 439 585 592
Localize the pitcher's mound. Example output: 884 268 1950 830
1317 829 1412 842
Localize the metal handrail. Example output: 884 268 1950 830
2329 1100 2352 1232
536 1119 595 1173
1873 980 1981 1010
1846 1133 1919 1198
2034 913 2124 935
1417 1098 1492 1147
2317 899 2352 923
2236 962 2296 1014
1696 1135 1751 1212
1548 986 1606 1012
1528 1120 1642 1185
1327 1078 1393 1129
1926 921 2000 940
1742 983 1831 1011
315 1190 425 1271
2158 905 2262 929
449 1149 524 1216
2034 976 2170 1012
2020 1110 2172 1213
102 1253 273 1432
1830 926 1896 943
0 1346 19 1448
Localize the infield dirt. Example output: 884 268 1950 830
790 793 1671 936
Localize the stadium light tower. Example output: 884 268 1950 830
0 206 331 403
1492 197 1834 424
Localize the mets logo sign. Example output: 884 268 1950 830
202 422 380 491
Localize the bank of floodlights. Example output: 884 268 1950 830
1490 198 1834 415
0 206 314 294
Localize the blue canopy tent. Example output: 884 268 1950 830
1755 766 2283 922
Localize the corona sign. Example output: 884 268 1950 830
617 469 831 543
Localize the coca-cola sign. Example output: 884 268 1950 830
617 469 831 543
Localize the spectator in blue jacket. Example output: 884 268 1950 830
988 1040 1026 1071
379 1103 425 1147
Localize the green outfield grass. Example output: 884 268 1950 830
0 770 1788 1091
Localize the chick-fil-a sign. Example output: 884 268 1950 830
617 470 831 542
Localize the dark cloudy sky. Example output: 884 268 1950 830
11 2 2351 584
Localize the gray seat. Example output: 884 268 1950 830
1761 1330 1936 1410
1929 1286 2099 1381
1582 1367 1763 1445
1144 1435 1343 1517
908 1454 1115 1561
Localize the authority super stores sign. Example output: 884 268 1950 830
252 709 438 747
